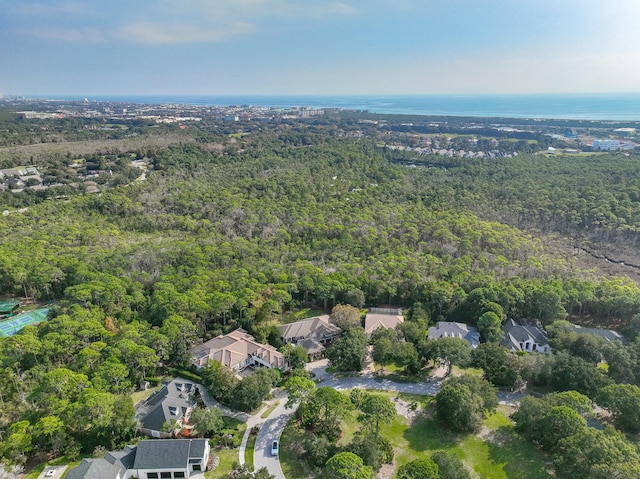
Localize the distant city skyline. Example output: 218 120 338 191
2 0 640 96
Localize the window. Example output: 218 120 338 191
147 474 159 479
174 473 185 478
192 465 202 471
160 473 172 479
169 406 178 416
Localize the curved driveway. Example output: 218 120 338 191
251 360 526 479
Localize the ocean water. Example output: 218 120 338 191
48 93 640 121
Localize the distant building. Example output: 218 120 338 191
592 139 620 151
614 127 636 137
428 321 480 348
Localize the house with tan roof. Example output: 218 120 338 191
277 315 342 359
190 328 286 371
364 308 404 337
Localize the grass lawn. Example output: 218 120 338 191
281 390 552 479
451 365 484 377
280 421 317 479
24 454 88 479
205 448 239 479
384 409 553 479
261 401 280 419
220 416 247 447
130 384 162 405
245 434 256 470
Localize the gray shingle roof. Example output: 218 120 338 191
501 319 549 352
64 457 126 479
572 325 624 343
133 439 207 470
298 337 326 354
138 377 197 432
428 321 480 347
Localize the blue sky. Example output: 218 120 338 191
2 0 640 96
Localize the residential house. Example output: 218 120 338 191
135 377 199 438
65 439 210 479
190 328 286 371
132 439 210 478
65 445 135 479
428 321 480 348
571 325 625 343
501 319 550 353
364 308 404 337
277 315 342 359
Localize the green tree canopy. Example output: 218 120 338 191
396 458 439 479
322 452 374 479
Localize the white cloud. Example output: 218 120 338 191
115 21 255 45
17 0 356 45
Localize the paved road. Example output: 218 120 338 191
252 390 295 479
251 359 527 479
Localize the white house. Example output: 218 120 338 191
428 321 480 348
501 319 550 353
65 439 210 479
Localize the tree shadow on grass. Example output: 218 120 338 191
486 426 553 479
403 417 462 452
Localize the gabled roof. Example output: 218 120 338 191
501 319 549 351
428 321 480 348
138 377 197 432
65 455 127 479
298 337 326 355
572 325 625 343
104 445 137 470
133 439 208 470
277 315 341 342
364 313 404 336
190 328 285 369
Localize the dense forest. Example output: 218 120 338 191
1 113 640 476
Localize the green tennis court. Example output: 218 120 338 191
0 308 49 337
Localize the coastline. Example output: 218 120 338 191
18 93 640 122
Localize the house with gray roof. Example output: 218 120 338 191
277 315 342 359
132 439 210 478
428 321 480 348
571 325 625 343
501 319 550 353
135 377 198 438
64 439 210 479
65 445 136 479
